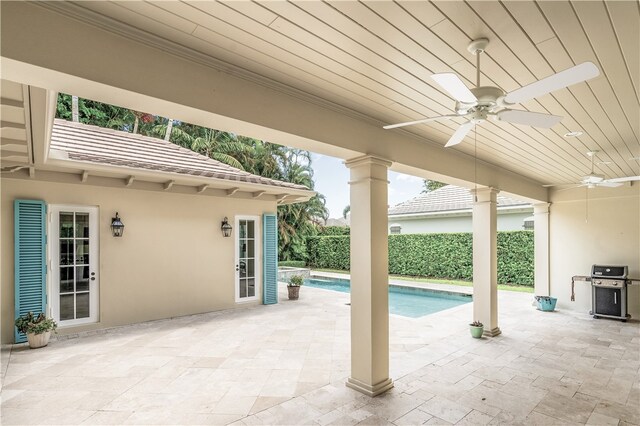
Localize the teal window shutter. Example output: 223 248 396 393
263 213 278 305
14 199 47 343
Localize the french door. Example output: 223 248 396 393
50 205 99 325
235 216 260 302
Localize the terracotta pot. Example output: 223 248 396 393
287 285 300 300
26 331 51 349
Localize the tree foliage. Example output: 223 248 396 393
56 94 328 260
422 180 447 193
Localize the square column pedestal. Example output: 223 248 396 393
471 187 501 337
344 155 394 397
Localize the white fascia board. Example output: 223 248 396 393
388 204 532 220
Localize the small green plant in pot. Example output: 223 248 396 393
15 312 57 349
287 275 304 300
469 320 484 338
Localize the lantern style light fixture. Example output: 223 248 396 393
221 217 233 238
110 212 125 237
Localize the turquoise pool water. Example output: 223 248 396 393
305 278 471 318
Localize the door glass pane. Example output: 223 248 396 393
76 266 90 292
75 213 89 238
60 213 74 238
60 294 74 320
239 221 247 238
76 240 89 264
239 242 247 259
76 293 90 319
247 221 254 238
248 278 255 297
239 279 247 298
239 260 247 278
60 240 73 266
60 267 74 293
247 259 255 278
247 240 255 259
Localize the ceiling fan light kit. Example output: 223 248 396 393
384 38 601 149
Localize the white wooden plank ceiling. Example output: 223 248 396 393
73 1 640 185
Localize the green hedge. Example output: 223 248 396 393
317 226 350 236
307 231 534 286
278 260 307 268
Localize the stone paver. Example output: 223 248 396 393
1 283 638 425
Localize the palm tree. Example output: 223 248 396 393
191 129 251 170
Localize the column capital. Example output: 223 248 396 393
533 202 551 214
344 155 392 169
470 186 500 202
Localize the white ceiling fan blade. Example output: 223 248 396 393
444 122 474 148
504 62 599 105
496 109 563 128
383 115 459 130
597 182 623 188
604 176 640 183
431 73 477 104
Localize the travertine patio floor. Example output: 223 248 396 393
1 283 638 425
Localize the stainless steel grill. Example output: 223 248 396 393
591 265 629 321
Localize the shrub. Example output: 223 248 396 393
15 312 57 335
289 275 304 287
306 231 534 286
279 260 306 268
317 226 350 236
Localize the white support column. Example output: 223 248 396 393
471 187 501 337
344 155 393 397
533 203 551 297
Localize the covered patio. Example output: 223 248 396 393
2 285 638 425
1 2 639 424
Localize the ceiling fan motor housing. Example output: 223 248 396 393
456 86 506 115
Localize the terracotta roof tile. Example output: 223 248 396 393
50 119 310 191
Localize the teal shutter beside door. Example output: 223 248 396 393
263 213 278 305
14 200 47 343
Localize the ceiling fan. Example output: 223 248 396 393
383 38 600 148
544 151 640 189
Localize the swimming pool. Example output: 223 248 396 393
305 277 472 318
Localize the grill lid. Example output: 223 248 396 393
591 265 628 279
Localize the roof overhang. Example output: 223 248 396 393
0 2 549 202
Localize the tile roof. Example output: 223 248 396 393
50 119 310 191
389 185 530 216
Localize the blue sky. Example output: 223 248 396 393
311 153 424 219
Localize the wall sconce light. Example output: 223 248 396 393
110 212 125 237
221 217 233 238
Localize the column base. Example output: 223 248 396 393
483 327 501 337
346 377 394 397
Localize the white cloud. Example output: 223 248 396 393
393 173 422 183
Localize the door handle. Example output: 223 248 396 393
90 277 96 281
235 265 239 271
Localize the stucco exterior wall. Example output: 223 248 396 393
1 178 276 343
388 211 531 234
549 186 640 319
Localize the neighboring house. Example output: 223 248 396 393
324 216 350 227
1 109 314 343
388 185 532 234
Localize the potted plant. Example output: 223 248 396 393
469 320 484 338
15 312 57 349
287 275 304 300
534 295 558 312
